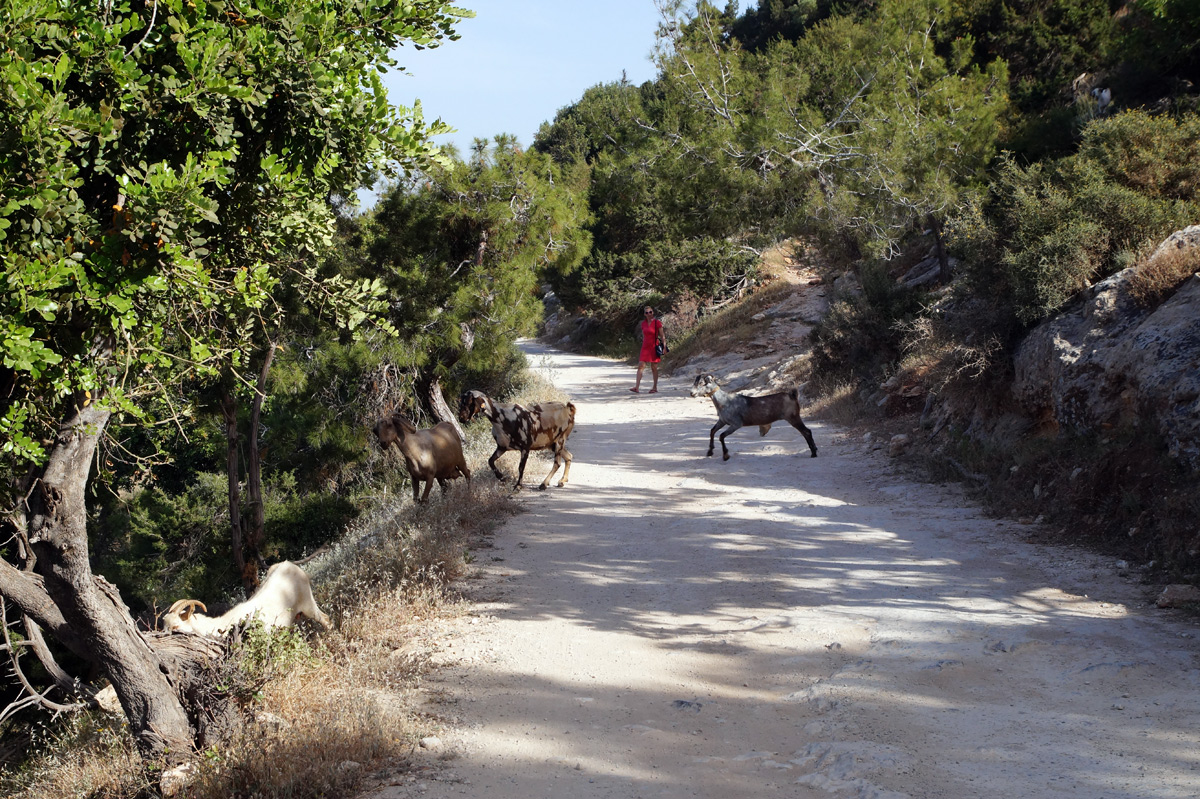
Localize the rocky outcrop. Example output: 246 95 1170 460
1012 226 1200 467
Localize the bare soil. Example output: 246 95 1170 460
359 341 1200 799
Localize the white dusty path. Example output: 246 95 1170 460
365 342 1200 799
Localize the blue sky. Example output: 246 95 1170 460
382 1 668 156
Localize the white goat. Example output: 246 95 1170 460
162 561 331 635
690 373 818 461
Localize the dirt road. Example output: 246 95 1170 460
365 342 1200 799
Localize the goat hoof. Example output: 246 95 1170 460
723 454 731 461
537 483 548 491
811 450 818 458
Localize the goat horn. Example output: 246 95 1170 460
167 599 207 618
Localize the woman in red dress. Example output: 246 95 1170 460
631 305 665 393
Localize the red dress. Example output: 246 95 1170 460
639 318 663 363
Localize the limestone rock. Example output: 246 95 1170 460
1012 226 1200 467
888 434 912 456
94 684 121 715
160 763 196 798
1156 584 1200 608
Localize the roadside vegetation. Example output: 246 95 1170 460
2 0 1198 794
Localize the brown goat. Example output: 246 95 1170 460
374 414 472 502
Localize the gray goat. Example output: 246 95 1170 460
690 373 818 461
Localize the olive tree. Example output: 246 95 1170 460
0 0 467 761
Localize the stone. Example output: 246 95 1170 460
160 763 196 798
1156 584 1200 608
255 711 290 733
888 434 911 456
93 684 121 715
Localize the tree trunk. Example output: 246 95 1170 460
423 375 466 442
221 389 247 588
23 401 196 761
929 214 949 283
243 342 277 591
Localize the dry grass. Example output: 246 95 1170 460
508 357 572 406
0 714 150 799
1127 239 1200 308
803 379 862 427
663 281 797 369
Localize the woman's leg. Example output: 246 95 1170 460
649 362 659 392
632 362 645 391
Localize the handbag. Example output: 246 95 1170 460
655 342 664 358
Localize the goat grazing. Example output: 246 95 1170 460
458 389 576 490
690 373 818 461
162 561 331 635
374 414 471 503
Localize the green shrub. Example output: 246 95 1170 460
811 260 924 380
92 472 357 613
951 110 1200 326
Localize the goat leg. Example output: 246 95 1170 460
420 478 435 502
707 421 726 457
719 423 744 461
514 449 531 490
556 446 572 487
539 448 559 490
541 443 571 490
788 419 819 458
488 448 506 481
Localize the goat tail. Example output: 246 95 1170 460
566 401 577 421
787 386 806 417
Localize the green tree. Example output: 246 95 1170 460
334 136 591 426
0 0 467 761
652 0 1008 261
952 110 1200 325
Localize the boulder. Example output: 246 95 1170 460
1156 584 1200 608
1012 226 1200 467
